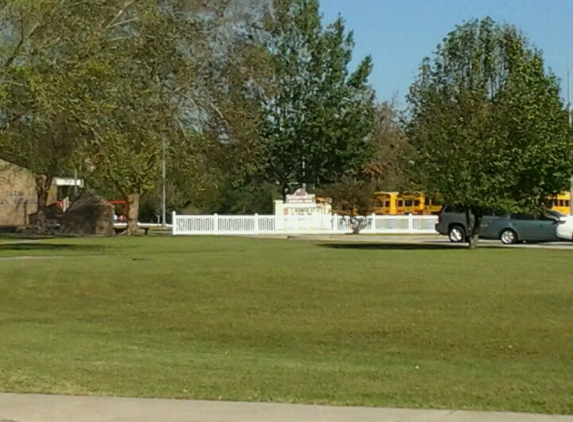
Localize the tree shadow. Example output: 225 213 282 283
0 242 103 252
319 242 482 251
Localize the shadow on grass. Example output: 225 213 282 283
320 242 484 251
0 242 103 252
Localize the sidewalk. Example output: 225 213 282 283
1 393 572 422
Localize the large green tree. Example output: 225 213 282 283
74 0 199 234
406 18 572 248
0 0 93 224
262 0 375 195
1 0 278 228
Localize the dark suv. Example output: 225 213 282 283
435 205 499 243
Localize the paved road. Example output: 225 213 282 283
282 234 573 249
1 394 572 422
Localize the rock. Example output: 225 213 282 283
60 190 114 236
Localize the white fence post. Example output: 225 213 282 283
172 211 177 235
254 213 259 235
408 213 414 233
214 213 219 235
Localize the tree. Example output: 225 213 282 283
406 18 572 248
364 101 410 190
318 176 373 216
76 1 197 234
262 0 376 195
0 0 90 224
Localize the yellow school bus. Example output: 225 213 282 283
371 191 399 215
550 192 571 215
371 191 442 215
422 195 443 215
395 192 423 215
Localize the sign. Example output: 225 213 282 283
55 177 84 187
286 188 316 205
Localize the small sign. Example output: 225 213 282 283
286 188 316 205
55 177 84 187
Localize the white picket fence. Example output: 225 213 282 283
171 212 438 236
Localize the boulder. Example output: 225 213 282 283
60 190 114 236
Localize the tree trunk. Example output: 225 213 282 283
36 190 48 226
281 181 289 201
467 209 482 250
126 193 140 235
35 175 53 227
468 232 479 249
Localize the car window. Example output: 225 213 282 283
443 205 465 213
512 213 536 220
547 210 564 218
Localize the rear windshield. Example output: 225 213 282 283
443 205 466 213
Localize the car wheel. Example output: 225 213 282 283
500 229 518 245
448 225 465 243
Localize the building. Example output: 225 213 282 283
0 159 39 226
0 159 79 227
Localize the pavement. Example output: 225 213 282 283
1 394 572 422
281 234 573 250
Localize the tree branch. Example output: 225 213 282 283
102 1 136 32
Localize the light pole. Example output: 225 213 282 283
161 137 167 227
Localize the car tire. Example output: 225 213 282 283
500 229 518 245
448 225 466 243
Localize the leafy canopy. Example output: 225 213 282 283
406 17 572 214
262 0 376 192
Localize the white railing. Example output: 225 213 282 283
172 212 438 236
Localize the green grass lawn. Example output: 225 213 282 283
0 236 572 414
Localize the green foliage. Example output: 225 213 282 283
407 18 572 217
0 0 95 217
262 0 376 192
364 101 411 190
210 182 281 214
0 0 379 217
68 1 195 199
318 176 374 216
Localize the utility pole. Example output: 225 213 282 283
161 138 167 227
569 71 573 216
73 168 78 198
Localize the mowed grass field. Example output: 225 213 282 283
0 236 572 414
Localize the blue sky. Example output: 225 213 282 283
320 0 573 105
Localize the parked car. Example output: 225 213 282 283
436 206 565 244
556 212 573 242
435 205 499 243
480 211 564 244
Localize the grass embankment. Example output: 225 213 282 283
0 236 571 414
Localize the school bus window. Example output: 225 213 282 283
414 200 420 206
